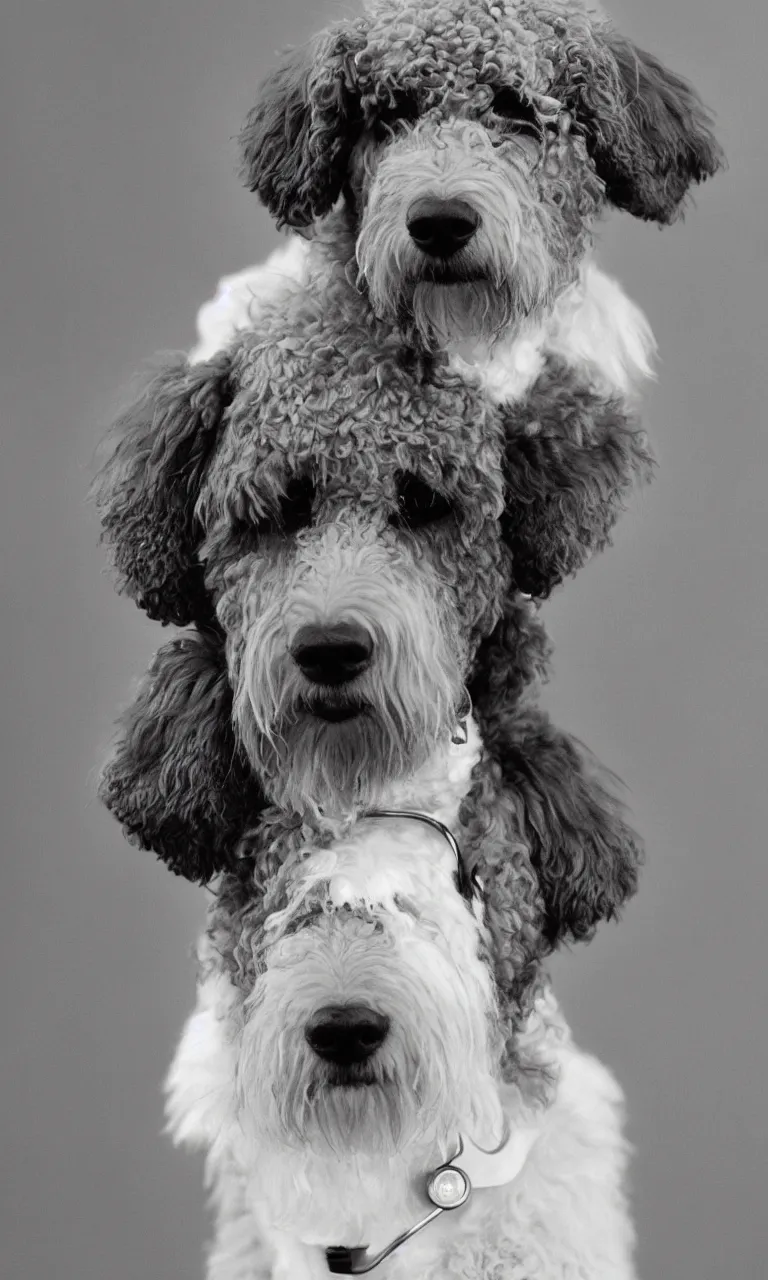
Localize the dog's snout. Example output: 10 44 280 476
291 622 373 686
406 197 480 257
305 1005 390 1065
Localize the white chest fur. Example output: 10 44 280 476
269 717 484 923
190 241 655 411
445 260 655 404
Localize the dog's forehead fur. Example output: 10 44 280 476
346 0 601 107
208 810 493 1008
202 319 507 530
263 821 486 959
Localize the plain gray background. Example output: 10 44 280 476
1 0 765 1276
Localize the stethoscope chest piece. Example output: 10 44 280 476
426 1163 471 1209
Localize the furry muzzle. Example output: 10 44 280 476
355 121 565 349
231 525 468 818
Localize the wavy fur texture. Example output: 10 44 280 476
240 24 366 229
501 357 655 596
97 231 653 631
92 5 711 1271
554 26 724 223
97 1 650 985
99 630 264 882
469 597 643 945
93 354 231 626
99 6 710 644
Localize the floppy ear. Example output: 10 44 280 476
501 359 655 599
554 24 723 223
239 23 365 228
457 747 547 1089
470 599 643 944
505 718 643 945
94 353 231 626
469 594 552 714
99 629 265 883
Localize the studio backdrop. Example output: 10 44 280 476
1 1 765 1278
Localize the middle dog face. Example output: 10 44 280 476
198 339 510 818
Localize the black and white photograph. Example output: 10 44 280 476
1 2 764 1278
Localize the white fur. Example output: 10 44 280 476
169 984 634 1280
190 241 654 407
447 259 656 405
190 239 312 363
166 722 636 1280
373 713 481 827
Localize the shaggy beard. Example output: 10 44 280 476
234 596 464 818
272 1070 425 1158
355 140 560 349
257 705 452 816
361 246 555 350
239 1033 501 1159
409 277 521 348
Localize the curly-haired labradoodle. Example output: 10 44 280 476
166 765 636 1280
195 0 720 411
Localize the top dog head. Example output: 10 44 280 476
240 0 722 348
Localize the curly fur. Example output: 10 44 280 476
97 234 653 634
97 0 647 972
192 242 656 408
240 23 366 230
554 26 724 223
469 598 642 945
176 719 553 1051
100 2 708 648
174 0 716 650
99 629 264 881
93 354 231 626
92 6 702 1272
240 0 722 246
501 357 654 596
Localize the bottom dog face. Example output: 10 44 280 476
170 817 508 1173
166 812 637 1275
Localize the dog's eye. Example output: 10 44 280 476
390 472 454 529
491 88 540 135
371 91 420 139
231 476 315 545
279 475 315 536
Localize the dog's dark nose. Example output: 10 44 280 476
305 1005 390 1065
406 197 480 257
291 622 373 686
